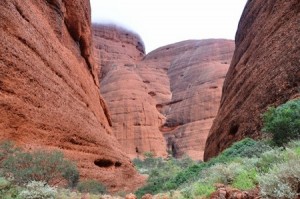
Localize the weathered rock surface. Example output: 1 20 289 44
0 0 144 191
204 0 300 160
146 40 234 159
210 184 259 199
94 24 169 158
94 25 234 159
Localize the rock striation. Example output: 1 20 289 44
94 24 169 159
150 40 234 159
204 0 300 160
94 25 235 160
0 0 144 191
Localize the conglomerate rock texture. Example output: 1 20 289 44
204 0 300 160
94 25 234 160
0 0 144 191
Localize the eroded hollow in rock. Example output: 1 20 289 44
148 91 156 96
229 123 239 135
115 161 122 167
209 85 218 89
94 159 114 168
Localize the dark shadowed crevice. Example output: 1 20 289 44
115 161 122 167
229 123 239 135
94 159 114 168
171 143 177 157
148 91 156 96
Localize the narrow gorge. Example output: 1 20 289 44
93 24 234 160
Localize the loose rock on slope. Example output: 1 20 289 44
0 0 144 191
204 0 300 160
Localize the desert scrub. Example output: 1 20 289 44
259 157 300 199
77 180 106 194
136 138 270 197
192 183 215 198
262 99 300 146
232 169 258 190
0 141 79 187
18 181 57 199
200 162 244 185
135 155 195 197
0 177 21 198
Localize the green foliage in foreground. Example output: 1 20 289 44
18 181 57 199
77 180 107 194
263 99 300 146
0 141 79 188
136 100 300 198
136 138 270 197
135 139 300 199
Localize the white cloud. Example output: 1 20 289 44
90 0 247 53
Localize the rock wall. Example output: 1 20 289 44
149 40 234 159
0 0 144 191
94 24 169 158
94 25 235 160
204 0 300 160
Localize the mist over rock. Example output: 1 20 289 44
0 0 144 191
94 25 234 160
204 0 300 160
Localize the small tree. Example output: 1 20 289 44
262 99 300 146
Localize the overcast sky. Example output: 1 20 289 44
90 0 248 53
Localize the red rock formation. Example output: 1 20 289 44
93 24 169 158
210 184 259 199
146 40 234 159
94 24 235 160
0 0 144 191
204 0 300 160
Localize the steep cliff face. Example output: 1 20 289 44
94 25 169 158
204 0 300 160
148 40 234 159
0 0 144 191
94 24 235 160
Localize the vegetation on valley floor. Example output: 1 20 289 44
0 99 299 198
134 99 300 198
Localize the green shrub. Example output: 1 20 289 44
262 99 300 146
259 157 300 198
200 162 243 185
77 180 106 194
192 183 215 198
18 181 57 199
135 155 197 197
0 141 20 163
232 169 257 190
136 138 270 197
0 177 19 198
256 148 298 173
0 142 79 187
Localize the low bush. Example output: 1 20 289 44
259 157 300 199
200 162 243 185
135 156 196 197
0 177 20 198
136 138 271 197
0 141 20 162
18 181 57 199
232 169 257 190
192 182 215 198
262 99 300 146
77 180 106 194
0 141 79 187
